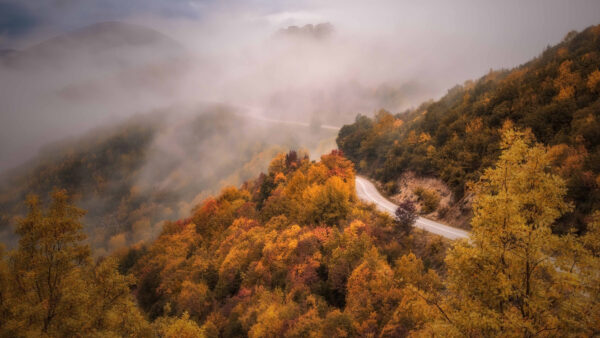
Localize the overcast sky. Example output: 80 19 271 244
0 0 599 171
2 0 599 92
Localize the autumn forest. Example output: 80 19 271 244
1 3 600 338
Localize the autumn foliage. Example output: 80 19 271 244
1 135 599 336
113 150 446 337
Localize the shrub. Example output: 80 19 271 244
413 187 440 214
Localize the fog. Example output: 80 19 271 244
1 0 599 171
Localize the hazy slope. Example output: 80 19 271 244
0 21 191 171
0 106 337 254
337 24 600 232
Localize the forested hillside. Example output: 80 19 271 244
2 141 599 336
3 1 600 336
0 150 447 336
0 116 160 249
337 25 600 232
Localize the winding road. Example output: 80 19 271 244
238 108 470 240
355 176 470 240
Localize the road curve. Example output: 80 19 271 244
236 109 469 240
355 176 470 240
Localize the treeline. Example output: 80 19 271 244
2 138 599 336
337 25 600 232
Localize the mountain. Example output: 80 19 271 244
337 24 600 232
276 23 334 40
1 21 183 68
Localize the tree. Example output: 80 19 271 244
553 212 600 335
434 127 584 336
324 221 372 307
413 187 440 214
153 311 204 338
394 200 417 234
2 190 150 337
345 248 402 336
176 280 212 320
587 69 600 92
381 253 443 336
319 309 355 337
303 176 352 226
83 257 152 336
7 190 90 335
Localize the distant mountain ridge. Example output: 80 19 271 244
276 22 334 40
34 21 180 50
1 21 183 68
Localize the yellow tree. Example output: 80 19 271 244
6 190 90 335
554 212 600 335
345 248 402 336
82 257 152 336
153 311 205 338
438 127 577 336
302 176 353 226
2 190 150 337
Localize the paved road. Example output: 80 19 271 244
238 110 469 240
355 176 470 240
239 113 341 130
